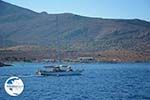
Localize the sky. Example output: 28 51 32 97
3 0 150 21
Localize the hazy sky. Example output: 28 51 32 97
4 0 150 21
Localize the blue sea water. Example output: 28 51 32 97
0 62 150 100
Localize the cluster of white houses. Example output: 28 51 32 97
41 57 95 63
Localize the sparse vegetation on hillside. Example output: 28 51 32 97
0 0 150 62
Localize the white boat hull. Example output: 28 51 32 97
36 70 83 76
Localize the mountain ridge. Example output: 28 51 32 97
0 0 150 62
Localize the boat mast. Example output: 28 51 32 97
56 15 61 63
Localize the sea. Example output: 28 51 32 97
0 62 150 100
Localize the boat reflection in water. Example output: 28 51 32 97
36 65 84 76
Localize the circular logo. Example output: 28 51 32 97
4 76 24 96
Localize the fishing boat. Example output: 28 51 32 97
36 65 83 76
36 16 83 76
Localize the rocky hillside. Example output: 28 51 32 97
0 0 150 62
